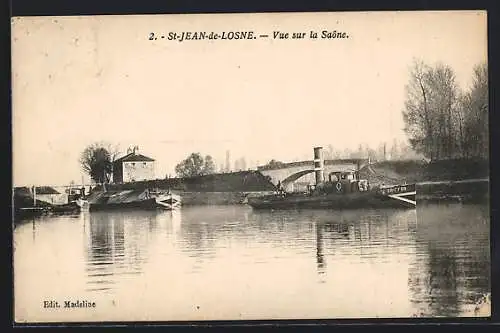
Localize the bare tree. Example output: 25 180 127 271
403 60 488 161
461 63 488 159
403 60 462 160
428 63 460 158
403 60 434 159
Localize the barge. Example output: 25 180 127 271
13 186 89 220
247 147 416 210
247 183 416 210
87 188 181 212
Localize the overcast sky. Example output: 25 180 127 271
12 11 487 186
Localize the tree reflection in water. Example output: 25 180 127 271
408 203 490 317
85 210 159 293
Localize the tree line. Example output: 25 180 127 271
402 59 488 161
322 140 422 162
261 140 422 169
80 60 488 185
174 154 249 177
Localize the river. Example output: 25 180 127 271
13 203 490 322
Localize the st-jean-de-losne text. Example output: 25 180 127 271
149 31 257 42
148 30 350 42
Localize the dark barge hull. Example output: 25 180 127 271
15 202 82 220
89 198 159 211
14 207 49 219
247 191 416 210
51 201 82 214
87 189 181 212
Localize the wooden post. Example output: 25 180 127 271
33 185 36 207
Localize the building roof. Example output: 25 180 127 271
114 152 155 163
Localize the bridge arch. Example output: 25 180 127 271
281 169 315 188
358 160 370 171
258 158 370 191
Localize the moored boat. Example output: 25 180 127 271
15 206 50 219
247 147 416 210
87 188 181 212
50 201 83 214
247 183 416 210
14 197 87 219
153 192 182 210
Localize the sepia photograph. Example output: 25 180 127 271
11 10 490 322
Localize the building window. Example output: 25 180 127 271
143 162 147 166
132 162 135 166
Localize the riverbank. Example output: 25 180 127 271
416 178 489 204
14 159 489 209
362 158 489 185
362 159 489 203
88 159 491 205
91 171 276 205
95 170 276 192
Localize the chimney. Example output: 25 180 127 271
133 146 139 155
313 147 324 185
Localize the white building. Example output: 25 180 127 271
112 147 155 183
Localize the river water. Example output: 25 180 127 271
13 203 490 322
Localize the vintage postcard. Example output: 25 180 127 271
12 11 490 323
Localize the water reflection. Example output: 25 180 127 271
408 203 490 317
85 211 163 293
14 203 490 320
316 222 326 274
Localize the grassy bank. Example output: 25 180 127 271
97 170 276 193
11 172 276 209
91 171 276 205
362 159 489 184
416 179 489 204
418 158 489 182
362 158 489 203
